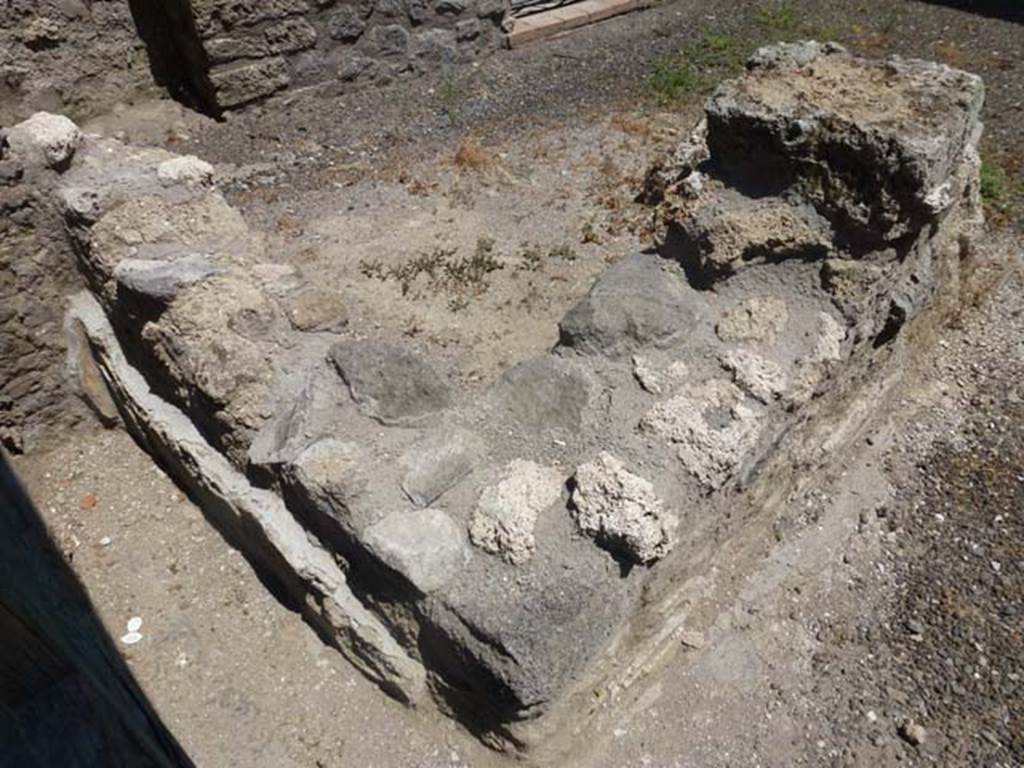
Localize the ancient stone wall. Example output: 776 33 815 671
0 115 92 452
0 41 988 750
1 0 510 119
191 0 509 110
0 1 163 125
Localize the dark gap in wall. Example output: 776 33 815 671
917 0 1023 24
128 0 222 118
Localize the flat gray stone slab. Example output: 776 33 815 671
488 357 593 437
363 508 470 594
330 341 452 426
113 254 222 302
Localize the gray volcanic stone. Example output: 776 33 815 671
489 357 592 436
558 254 702 358
328 7 367 41
364 508 469 594
401 428 483 507
113 255 222 302
572 452 678 565
249 368 352 470
330 341 451 426
367 24 409 57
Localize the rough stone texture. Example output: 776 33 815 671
400 428 483 507
468 460 564 565
558 254 704 358
632 356 688 395
139 274 279 463
330 341 451 426
0 1 162 125
4 112 82 171
704 41 986 248
641 379 764 491
67 292 426 703
0 0 506 118
157 156 215 188
572 452 677 565
209 57 292 108
364 508 470 594
671 192 833 280
715 297 789 344
0 114 91 452
487 357 593 437
194 0 508 112
642 118 709 204
720 349 788 404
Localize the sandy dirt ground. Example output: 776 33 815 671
8 0 1024 765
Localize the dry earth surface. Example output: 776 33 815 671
8 0 1024 766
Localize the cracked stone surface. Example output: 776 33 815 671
572 452 677 565
716 297 789 344
641 379 765 491
720 348 789 404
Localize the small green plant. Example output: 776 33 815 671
979 157 1023 225
581 220 601 244
649 56 704 104
518 244 543 272
360 238 504 309
437 75 463 125
691 33 749 71
649 34 754 105
755 1 801 34
445 237 503 288
549 243 579 262
980 158 1009 205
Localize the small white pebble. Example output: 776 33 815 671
99 536 112 546
127 616 143 633
120 631 143 645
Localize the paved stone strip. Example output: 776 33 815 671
508 0 647 48
66 291 427 705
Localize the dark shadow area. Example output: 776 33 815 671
918 0 1024 23
128 0 221 118
0 452 194 768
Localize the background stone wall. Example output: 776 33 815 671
192 0 509 110
0 0 163 125
2 0 511 119
0 149 87 453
